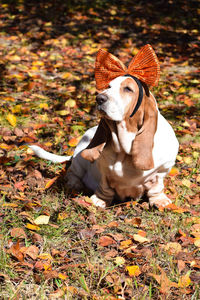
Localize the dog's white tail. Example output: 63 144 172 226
29 145 72 163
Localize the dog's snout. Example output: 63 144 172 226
96 94 108 105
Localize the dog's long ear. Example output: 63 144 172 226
131 93 158 170
81 118 110 162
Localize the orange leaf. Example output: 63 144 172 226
10 227 27 239
7 240 24 261
24 245 39 260
120 239 133 249
68 137 80 147
98 236 116 247
45 176 58 189
168 167 179 176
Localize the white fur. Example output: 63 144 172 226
30 76 179 208
98 76 134 121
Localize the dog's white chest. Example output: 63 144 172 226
117 121 136 154
108 153 124 177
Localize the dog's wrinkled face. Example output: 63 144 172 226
96 76 139 121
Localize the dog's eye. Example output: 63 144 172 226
124 86 133 92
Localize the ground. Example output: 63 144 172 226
0 1 199 299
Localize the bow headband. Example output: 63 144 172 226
95 44 160 91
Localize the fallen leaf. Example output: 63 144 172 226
68 137 80 147
26 223 40 231
49 289 64 299
98 236 116 247
7 240 24 261
24 245 39 260
34 215 50 225
10 227 27 239
164 242 182 255
194 238 200 248
168 167 179 176
178 272 191 288
119 239 133 249
126 265 141 277
65 99 76 107
177 260 186 273
45 177 58 189
6 113 17 127
115 256 125 265
149 267 178 294
133 234 150 243
107 221 119 228
182 178 191 188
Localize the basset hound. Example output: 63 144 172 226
30 45 179 209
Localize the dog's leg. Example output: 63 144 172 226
91 175 115 208
145 173 172 208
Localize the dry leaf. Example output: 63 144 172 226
115 256 125 265
68 137 80 147
178 273 191 288
10 227 27 239
126 265 141 277
168 167 179 176
34 215 50 225
133 234 150 243
120 239 133 249
6 113 17 127
26 223 40 231
45 177 58 189
164 242 182 255
98 236 116 247
25 245 39 260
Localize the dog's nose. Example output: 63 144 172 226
96 94 108 105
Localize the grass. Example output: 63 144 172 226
0 0 199 298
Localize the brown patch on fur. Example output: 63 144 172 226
81 119 110 162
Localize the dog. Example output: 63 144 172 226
30 45 179 209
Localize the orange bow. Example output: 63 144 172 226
95 44 160 90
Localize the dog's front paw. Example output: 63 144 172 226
90 194 106 208
149 192 172 208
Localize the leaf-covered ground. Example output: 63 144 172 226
0 1 199 299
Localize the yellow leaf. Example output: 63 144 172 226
58 212 68 221
192 151 199 159
164 242 182 254
3 203 18 208
38 253 53 260
61 72 72 79
32 60 44 66
56 110 70 116
183 156 193 164
34 215 50 225
182 178 191 188
39 103 49 110
126 265 141 277
120 239 132 249
58 273 68 280
178 273 191 288
26 223 40 231
194 238 200 248
115 256 125 265
7 113 17 127
133 234 150 243
11 105 21 113
65 99 76 108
